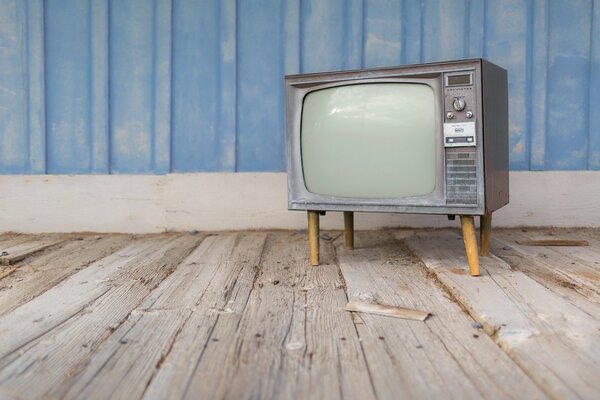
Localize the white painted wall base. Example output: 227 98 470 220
0 172 598 233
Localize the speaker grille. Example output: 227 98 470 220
445 148 477 205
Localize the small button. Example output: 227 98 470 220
467 137 473 142
448 138 454 142
446 112 454 119
466 110 473 118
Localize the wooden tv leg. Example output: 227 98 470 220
307 211 320 266
343 211 354 250
480 212 492 256
460 215 480 276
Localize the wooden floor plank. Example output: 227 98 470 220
0 235 67 265
61 233 265 400
555 229 600 272
495 231 600 299
0 234 202 399
0 235 133 315
0 230 597 399
0 234 184 361
405 230 600 400
290 234 375 400
0 267 16 281
337 231 546 400
0 233 21 241
492 231 600 319
181 232 307 400
513 229 600 268
181 232 374 400
0 234 40 250
141 233 267 400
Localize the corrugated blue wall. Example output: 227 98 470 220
0 0 599 174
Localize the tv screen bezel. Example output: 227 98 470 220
285 60 486 215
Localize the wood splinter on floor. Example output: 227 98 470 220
0 267 17 280
516 239 589 247
344 301 430 321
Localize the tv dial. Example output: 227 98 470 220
453 97 466 111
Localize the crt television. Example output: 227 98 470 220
285 59 509 276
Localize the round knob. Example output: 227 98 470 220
453 98 466 111
446 111 454 119
465 110 473 118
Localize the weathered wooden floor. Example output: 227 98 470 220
0 229 599 400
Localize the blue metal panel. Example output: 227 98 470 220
545 0 593 170
590 0 600 169
0 0 29 173
0 0 599 173
154 0 173 174
172 0 219 171
218 0 238 172
90 0 110 173
236 0 285 171
529 0 548 170
363 0 404 67
485 0 530 170
422 0 470 62
301 0 362 73
26 0 46 174
110 0 154 173
404 0 424 64
171 0 236 172
45 0 92 173
0 0 46 174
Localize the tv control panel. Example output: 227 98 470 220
443 71 476 147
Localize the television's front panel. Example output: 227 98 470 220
285 60 485 215
442 70 481 208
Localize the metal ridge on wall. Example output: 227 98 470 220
0 0 599 174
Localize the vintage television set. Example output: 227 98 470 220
285 59 508 276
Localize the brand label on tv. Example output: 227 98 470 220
443 122 476 147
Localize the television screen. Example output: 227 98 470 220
301 83 436 199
